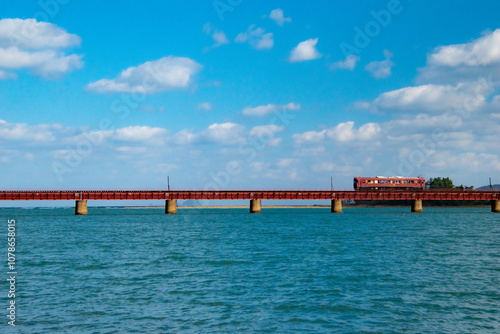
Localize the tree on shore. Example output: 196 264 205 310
426 177 454 189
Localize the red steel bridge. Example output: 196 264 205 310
1 190 499 215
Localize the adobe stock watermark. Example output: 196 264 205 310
387 75 497 177
51 64 165 182
7 219 17 327
213 0 243 21
340 0 410 58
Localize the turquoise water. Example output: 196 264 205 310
1 207 499 333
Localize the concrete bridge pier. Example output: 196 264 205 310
75 200 88 215
492 200 500 213
165 200 177 214
331 199 342 213
411 199 423 213
250 199 261 214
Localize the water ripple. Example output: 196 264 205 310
0 207 499 333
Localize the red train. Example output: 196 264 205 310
354 176 426 190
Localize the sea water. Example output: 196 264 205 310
0 207 499 333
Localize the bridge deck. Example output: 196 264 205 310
0 190 498 201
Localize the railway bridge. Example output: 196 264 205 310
1 190 499 215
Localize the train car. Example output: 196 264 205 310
354 176 426 190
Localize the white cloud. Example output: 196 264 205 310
418 29 500 83
203 23 229 48
331 55 360 70
386 114 464 134
277 158 294 168
250 161 269 172
289 38 321 62
0 18 83 78
86 56 202 94
0 18 81 49
249 125 283 137
212 31 229 46
0 119 57 142
269 9 291 26
365 50 394 79
429 29 500 67
202 122 246 144
293 130 326 145
293 121 380 144
372 81 489 112
249 125 284 146
235 25 274 50
197 102 213 111
173 129 197 145
242 102 300 116
114 126 168 142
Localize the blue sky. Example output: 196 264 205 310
1 0 500 201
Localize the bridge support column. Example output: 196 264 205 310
250 199 261 214
492 200 500 213
165 200 177 214
411 199 423 213
331 199 342 213
75 200 88 215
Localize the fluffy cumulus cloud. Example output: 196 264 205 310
0 18 83 78
365 50 394 79
235 25 274 50
0 119 59 142
418 29 500 83
288 38 321 62
242 102 300 116
269 9 291 26
200 122 246 144
114 126 168 142
371 80 491 112
86 56 202 94
293 121 381 144
331 55 360 70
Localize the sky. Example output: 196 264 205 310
1 0 500 203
